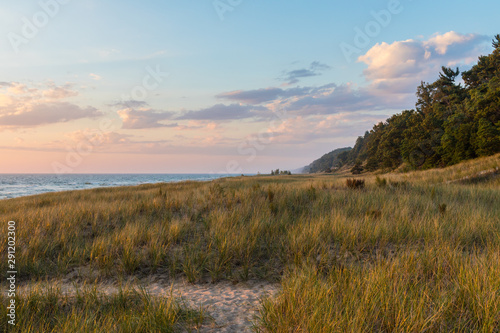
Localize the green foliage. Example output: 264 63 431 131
474 118 500 156
351 161 364 175
271 169 292 175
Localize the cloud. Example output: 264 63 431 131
285 84 379 115
112 100 149 109
0 82 102 128
43 86 79 99
215 32 489 119
117 108 176 129
89 73 102 81
0 102 102 127
232 32 491 117
217 88 285 104
39 131 241 155
5 82 31 95
116 102 270 128
176 104 269 121
216 87 311 104
425 32 486 56
279 61 331 84
1 81 78 100
217 83 381 116
274 114 387 143
66 130 133 145
358 31 490 94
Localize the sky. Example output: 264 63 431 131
0 0 498 173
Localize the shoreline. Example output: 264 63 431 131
0 173 246 200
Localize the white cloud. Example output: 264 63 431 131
425 31 479 55
89 73 102 81
358 31 490 95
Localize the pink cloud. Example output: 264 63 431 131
117 108 176 129
358 31 490 95
0 81 101 128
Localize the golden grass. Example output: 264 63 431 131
0 286 206 332
0 153 499 332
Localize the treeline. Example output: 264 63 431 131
345 35 500 171
271 169 292 175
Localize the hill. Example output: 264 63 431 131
302 147 351 173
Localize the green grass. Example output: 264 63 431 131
257 249 500 332
0 286 206 333
0 153 499 332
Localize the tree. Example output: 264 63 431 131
441 111 475 165
474 118 500 156
351 161 364 175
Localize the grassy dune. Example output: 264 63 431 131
1 286 205 332
1 153 499 332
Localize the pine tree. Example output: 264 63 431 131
474 118 500 156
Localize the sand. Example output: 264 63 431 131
16 276 279 332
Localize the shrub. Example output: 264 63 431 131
346 178 365 189
351 163 364 175
439 203 447 214
389 180 408 189
306 185 317 200
366 209 382 219
375 176 387 187
267 189 275 203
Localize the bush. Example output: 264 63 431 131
351 163 364 175
346 179 365 189
389 180 409 189
375 176 387 187
439 203 447 214
366 209 382 219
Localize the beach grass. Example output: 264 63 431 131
0 286 206 333
0 153 499 332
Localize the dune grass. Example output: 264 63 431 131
257 248 500 332
0 153 499 331
0 286 206 333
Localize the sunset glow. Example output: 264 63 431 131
0 1 497 173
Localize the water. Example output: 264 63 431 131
0 174 241 200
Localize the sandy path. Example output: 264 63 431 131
16 278 279 332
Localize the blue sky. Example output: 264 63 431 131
0 0 498 173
